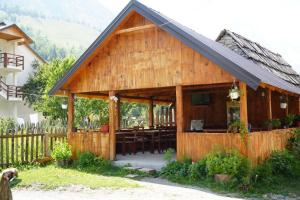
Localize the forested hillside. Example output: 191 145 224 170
0 0 114 60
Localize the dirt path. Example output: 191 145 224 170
13 178 245 200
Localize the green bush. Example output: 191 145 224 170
0 117 16 130
188 159 207 180
286 129 300 158
160 157 192 178
51 141 72 161
206 150 250 178
282 114 295 127
267 150 295 176
163 148 175 164
251 161 273 184
76 151 111 169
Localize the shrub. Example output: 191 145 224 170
76 151 111 169
0 117 16 130
286 129 300 158
51 141 72 161
267 150 295 176
282 114 295 127
189 158 207 180
160 157 192 178
163 148 175 164
206 150 250 178
251 161 273 184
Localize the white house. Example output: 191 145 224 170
0 22 46 123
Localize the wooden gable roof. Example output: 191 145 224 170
49 0 300 95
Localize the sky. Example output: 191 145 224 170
98 0 300 73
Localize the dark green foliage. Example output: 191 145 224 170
206 150 250 178
76 152 111 170
282 114 295 127
267 150 295 176
188 159 207 180
160 157 192 178
264 119 281 129
286 129 300 158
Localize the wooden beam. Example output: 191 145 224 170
266 89 272 120
116 96 121 130
67 93 74 134
115 24 156 35
176 85 184 160
286 95 289 116
109 91 116 160
239 82 248 128
149 99 154 127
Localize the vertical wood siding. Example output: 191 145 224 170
68 132 110 159
177 129 292 166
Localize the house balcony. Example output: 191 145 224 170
0 53 24 74
0 77 23 101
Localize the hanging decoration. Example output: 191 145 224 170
109 95 119 102
280 96 287 109
228 80 240 100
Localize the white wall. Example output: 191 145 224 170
0 41 45 122
0 98 44 122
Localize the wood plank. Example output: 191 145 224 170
109 91 116 160
266 89 272 120
149 99 154 127
239 81 248 127
115 24 156 35
67 93 75 133
176 85 183 160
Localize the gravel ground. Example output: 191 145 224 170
13 177 245 200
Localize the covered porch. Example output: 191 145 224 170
66 81 298 165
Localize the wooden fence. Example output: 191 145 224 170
68 132 110 159
0 126 67 168
177 129 293 166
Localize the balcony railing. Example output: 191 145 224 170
0 77 23 100
0 53 24 70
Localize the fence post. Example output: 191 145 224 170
44 131 49 157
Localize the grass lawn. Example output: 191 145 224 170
12 165 140 190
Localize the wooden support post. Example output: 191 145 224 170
149 99 154 127
239 82 248 128
67 93 74 134
176 85 184 160
285 95 289 116
116 96 121 130
266 89 272 120
109 91 116 160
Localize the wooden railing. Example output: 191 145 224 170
0 76 23 100
177 129 294 166
0 53 24 70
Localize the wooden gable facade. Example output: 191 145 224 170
64 12 234 93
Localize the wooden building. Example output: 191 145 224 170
49 0 300 164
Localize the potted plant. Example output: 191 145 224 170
265 119 281 130
100 116 109 133
280 97 287 109
294 115 300 127
282 114 295 128
264 119 273 131
228 85 240 100
51 141 72 167
272 119 282 129
227 120 248 140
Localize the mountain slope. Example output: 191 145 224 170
0 0 114 60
